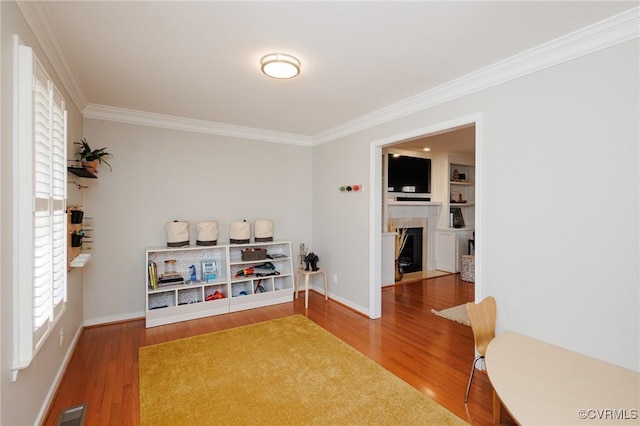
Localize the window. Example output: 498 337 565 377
12 37 68 379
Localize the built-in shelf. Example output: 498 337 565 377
449 162 475 227
67 167 97 178
388 201 442 206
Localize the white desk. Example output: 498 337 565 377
485 331 639 425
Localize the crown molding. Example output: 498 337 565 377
311 6 640 146
16 1 87 114
83 104 312 146
18 2 638 146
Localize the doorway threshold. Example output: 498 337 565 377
394 269 454 285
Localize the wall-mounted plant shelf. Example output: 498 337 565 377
69 253 92 268
67 167 97 178
67 206 93 272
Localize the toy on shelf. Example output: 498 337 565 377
304 253 319 271
234 262 280 278
255 279 266 293
205 290 224 301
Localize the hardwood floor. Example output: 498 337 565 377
44 274 513 425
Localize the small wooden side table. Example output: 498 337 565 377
295 268 328 309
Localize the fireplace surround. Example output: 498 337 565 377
388 216 430 273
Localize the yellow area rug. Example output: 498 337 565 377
139 315 466 425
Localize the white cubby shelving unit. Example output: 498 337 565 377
145 241 294 327
228 241 294 313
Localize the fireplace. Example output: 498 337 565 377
398 227 423 273
387 216 430 277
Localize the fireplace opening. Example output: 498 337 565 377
398 227 423 273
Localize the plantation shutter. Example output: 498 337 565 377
32 61 53 346
51 87 68 318
13 37 68 380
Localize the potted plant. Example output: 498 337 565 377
74 138 113 173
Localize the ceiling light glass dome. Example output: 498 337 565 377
261 53 301 79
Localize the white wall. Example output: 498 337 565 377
1 2 85 425
311 138 372 312
81 119 312 324
477 41 638 371
313 39 639 371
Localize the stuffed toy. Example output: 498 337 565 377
304 253 319 271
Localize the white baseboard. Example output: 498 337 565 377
324 290 369 317
83 311 145 327
36 324 83 426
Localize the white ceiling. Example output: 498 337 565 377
34 1 635 142
392 124 477 156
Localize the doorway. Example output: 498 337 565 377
369 114 482 319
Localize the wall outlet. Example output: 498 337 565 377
332 274 338 286
59 327 64 346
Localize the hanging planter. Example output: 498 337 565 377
74 138 113 173
71 232 83 247
81 160 98 174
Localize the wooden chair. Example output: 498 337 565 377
464 295 496 403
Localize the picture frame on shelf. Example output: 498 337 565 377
451 207 465 228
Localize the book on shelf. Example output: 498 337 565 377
148 261 158 290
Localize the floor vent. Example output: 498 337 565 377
57 403 87 426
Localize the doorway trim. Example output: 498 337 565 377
369 113 483 318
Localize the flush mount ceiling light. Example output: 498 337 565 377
261 53 301 79
422 147 431 152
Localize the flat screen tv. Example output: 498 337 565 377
387 154 431 194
